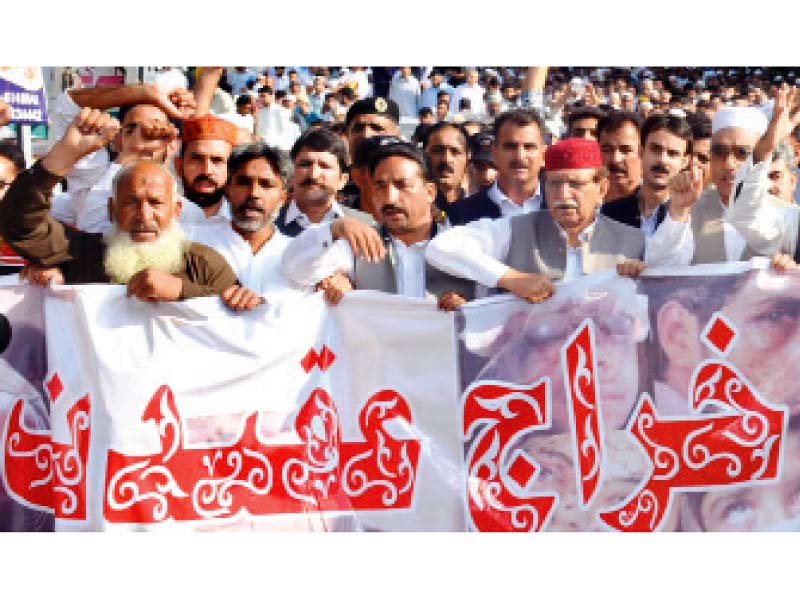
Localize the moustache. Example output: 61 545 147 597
192 174 219 187
650 165 669 175
235 199 265 214
436 163 455 175
608 164 627 174
508 161 527 169
381 204 407 217
300 178 325 187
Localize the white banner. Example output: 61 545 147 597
3 285 462 531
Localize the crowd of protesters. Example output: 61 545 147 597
1 65 799 311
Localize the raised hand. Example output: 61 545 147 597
158 87 197 120
754 84 800 163
42 108 120 176
667 164 704 223
497 268 555 304
330 217 386 262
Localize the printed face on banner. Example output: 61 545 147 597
465 277 647 433
646 270 800 418
680 426 800 532
460 269 800 532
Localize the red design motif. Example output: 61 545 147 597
599 361 787 532
0 241 26 267
463 380 556 532
300 345 337 373
104 385 420 523
1 380 91 519
46 373 64 404
562 320 603 507
702 312 738 356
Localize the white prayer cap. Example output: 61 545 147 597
668 108 687 118
711 106 769 136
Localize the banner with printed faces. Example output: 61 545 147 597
458 264 795 532
3 262 799 532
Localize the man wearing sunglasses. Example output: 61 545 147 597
645 103 784 265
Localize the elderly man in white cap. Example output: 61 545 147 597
722 86 800 264
645 98 786 265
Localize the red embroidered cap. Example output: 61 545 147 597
544 138 603 171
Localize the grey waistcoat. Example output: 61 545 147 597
353 224 476 300
503 211 645 281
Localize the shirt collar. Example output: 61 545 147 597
487 180 541 208
284 199 344 226
555 218 596 246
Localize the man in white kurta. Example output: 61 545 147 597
189 141 308 314
645 105 788 266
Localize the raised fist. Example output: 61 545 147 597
667 164 704 223
42 108 120 176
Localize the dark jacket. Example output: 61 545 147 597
599 187 667 231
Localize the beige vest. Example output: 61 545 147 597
690 188 756 264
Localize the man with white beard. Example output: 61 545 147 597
0 108 237 302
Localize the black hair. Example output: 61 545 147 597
686 112 712 141
227 141 288 185
641 112 693 153
0 139 25 173
418 107 434 119
567 106 607 129
492 108 545 140
258 86 273 95
290 127 348 172
367 142 435 182
596 110 643 139
421 121 469 151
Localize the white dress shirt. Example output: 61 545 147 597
644 193 747 266
425 215 596 295
487 180 543 217
281 224 430 298
450 83 486 116
281 199 345 231
191 221 301 297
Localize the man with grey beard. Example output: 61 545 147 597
0 108 236 302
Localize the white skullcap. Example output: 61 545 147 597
711 106 769 136
668 108 686 118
